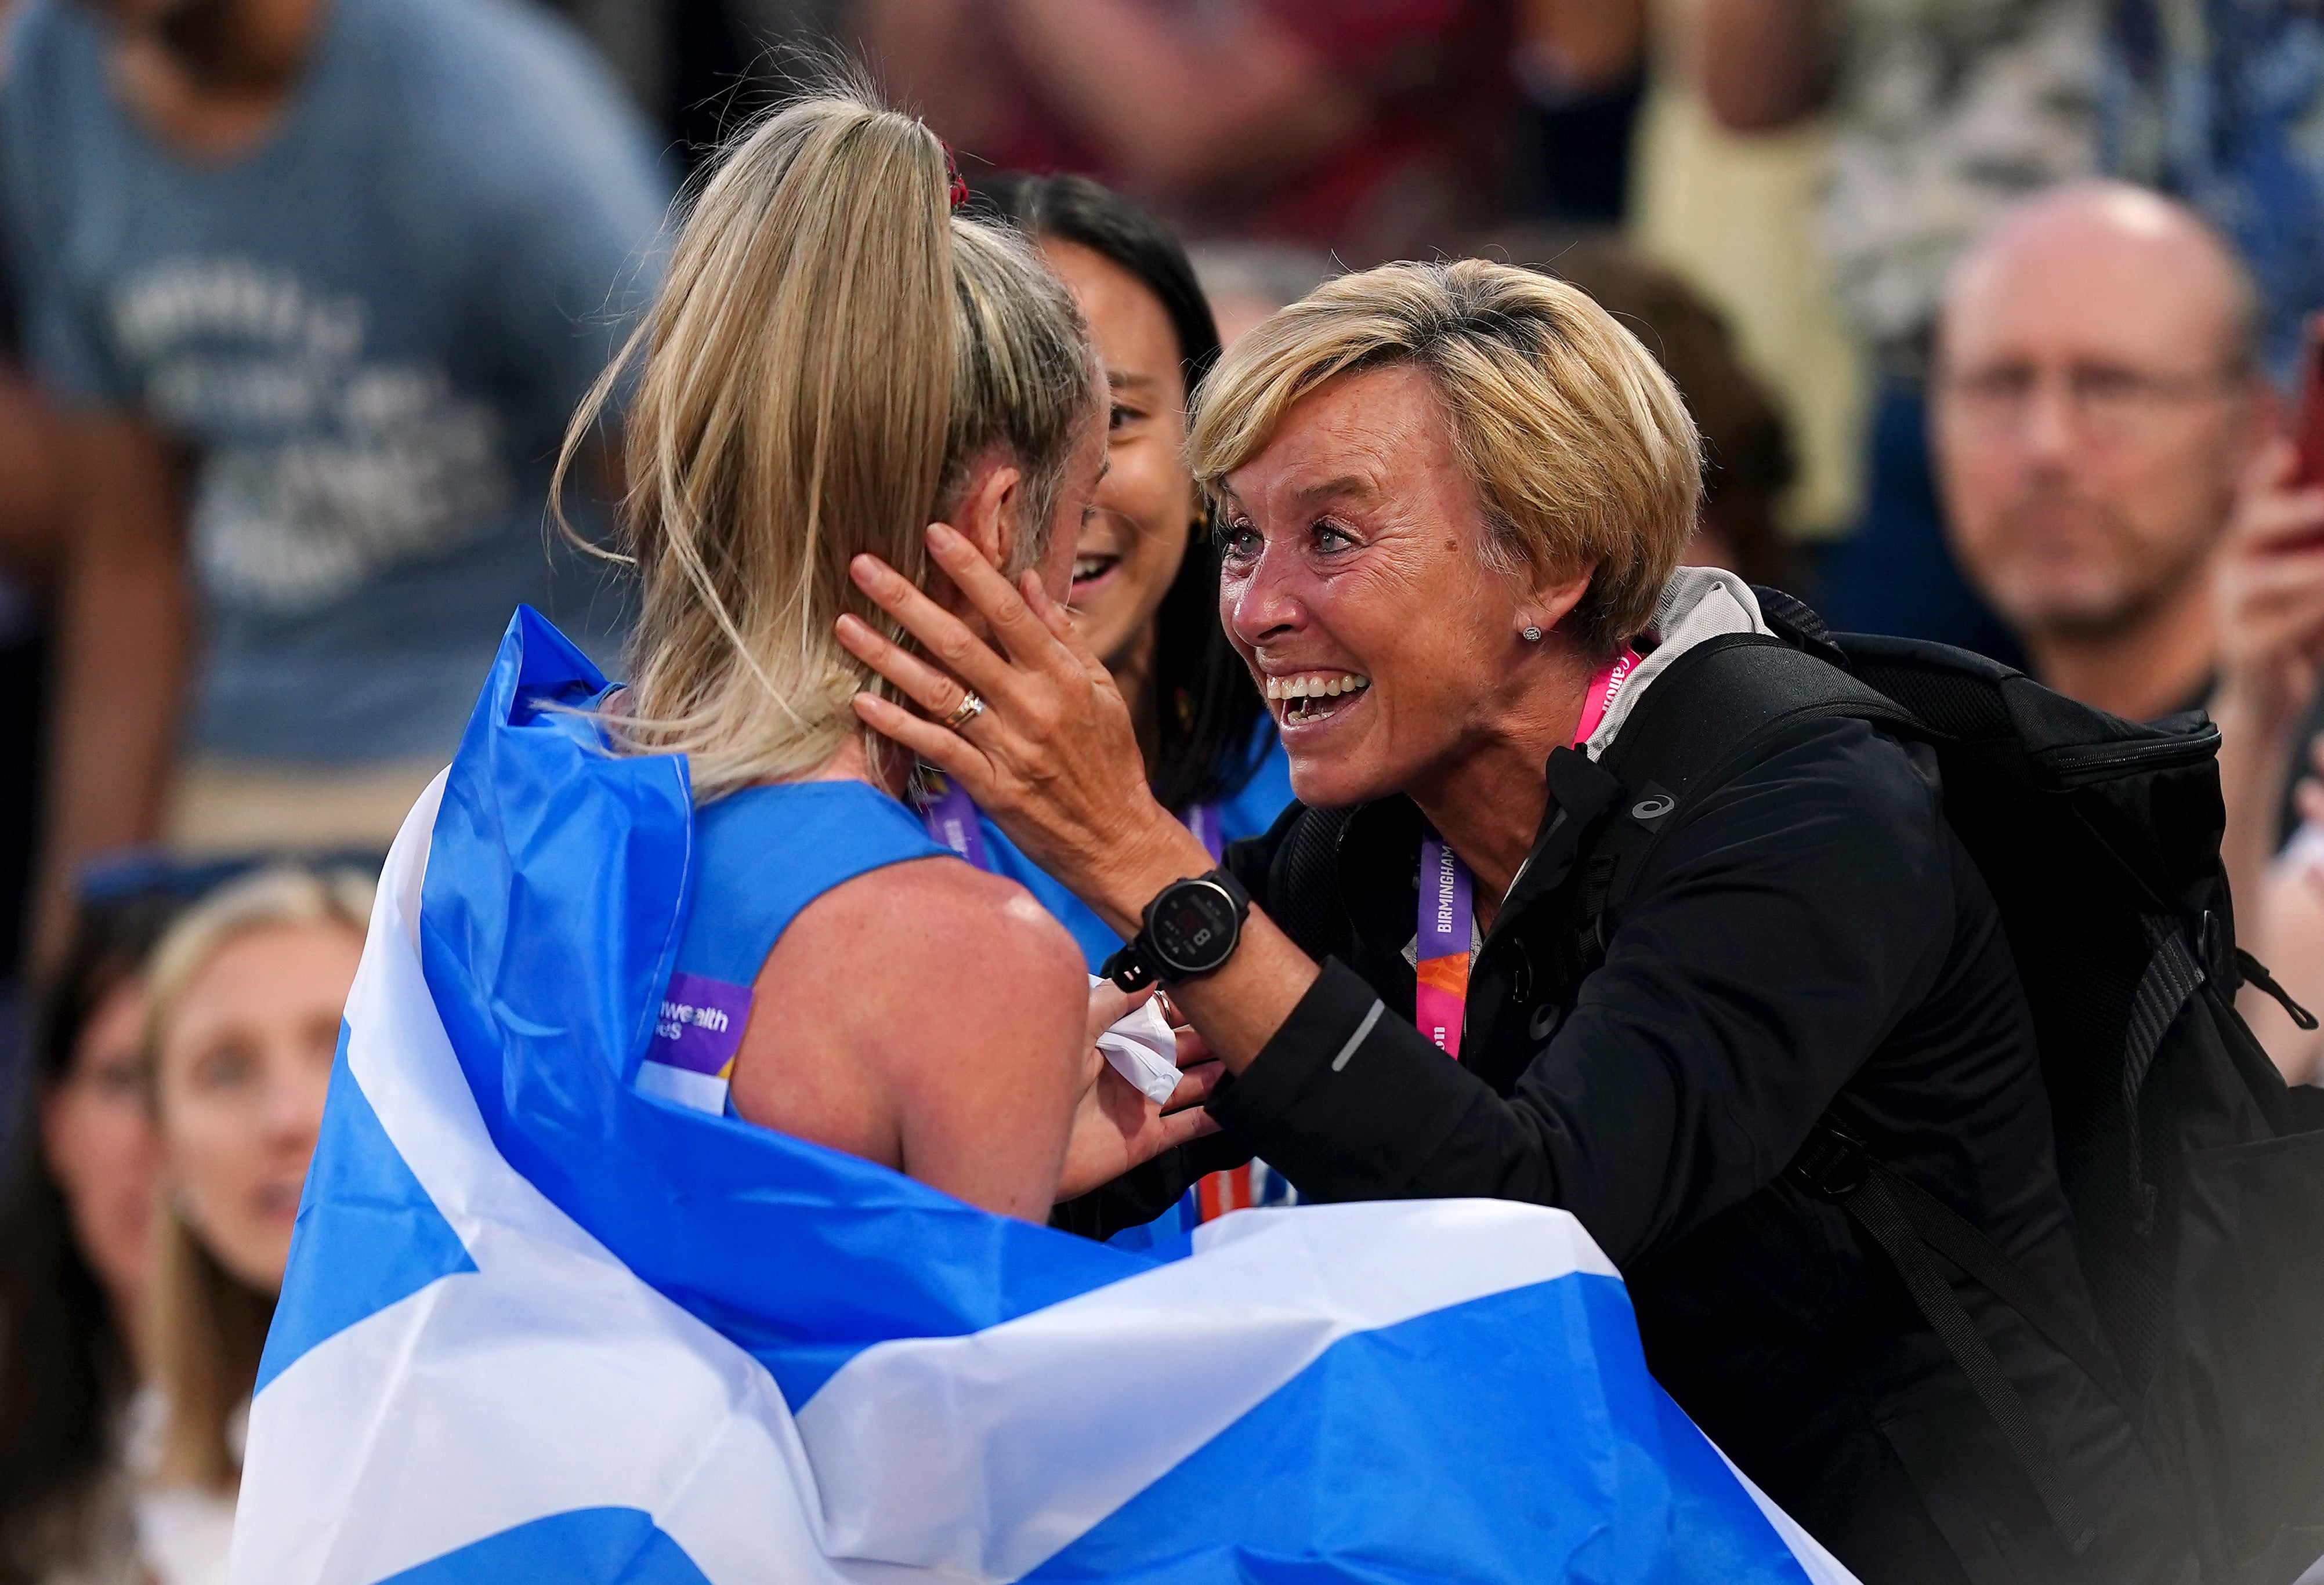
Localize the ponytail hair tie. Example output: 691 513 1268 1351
942 144 968 211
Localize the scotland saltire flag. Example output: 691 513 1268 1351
230 610 1857 1585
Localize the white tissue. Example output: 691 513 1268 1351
1091 975 1182 1104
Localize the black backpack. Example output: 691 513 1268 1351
1539 592 2324 1583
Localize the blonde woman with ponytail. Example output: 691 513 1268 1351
553 85 1219 1221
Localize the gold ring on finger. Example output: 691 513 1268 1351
941 690 987 731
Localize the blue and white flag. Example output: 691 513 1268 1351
230 610 1857 1585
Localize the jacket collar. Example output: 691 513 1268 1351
1326 571 1775 954
1580 567 1772 760
1491 747 1624 941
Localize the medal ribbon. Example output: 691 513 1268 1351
1414 647 1641 1060
1182 799 1226 863
919 776 991 870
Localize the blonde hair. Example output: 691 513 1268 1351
140 865 374 1492
1187 259 1702 655
555 82 1098 801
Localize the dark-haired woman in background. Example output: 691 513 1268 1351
0 887 179 1585
961 173 1293 971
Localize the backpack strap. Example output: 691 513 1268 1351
1596 631 1923 794
1790 1123 2133 1408
2235 946 2319 1032
1789 1122 2123 1557
2123 920 2213 1234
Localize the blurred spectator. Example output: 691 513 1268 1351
1702 0 2097 661
0 365 61 590
0 0 668 964
2104 2 2324 382
1512 0 1648 223
1628 0 1862 548
1925 182 2324 1044
858 0 1512 266
1627 0 1859 564
551 0 839 172
1186 241 1335 350
1485 227 1804 592
0 886 178 1585
2257 735 2324 1085
0 174 66 592
1931 183 2268 721
0 172 67 1089
135 864 368 1585
2207 434 2324 1079
1705 1 2095 367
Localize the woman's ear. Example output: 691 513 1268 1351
1518 559 1598 641
950 460 1025 573
929 456 1026 623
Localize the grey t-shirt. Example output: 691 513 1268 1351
0 0 668 761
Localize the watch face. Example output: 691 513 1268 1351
1150 880 1239 974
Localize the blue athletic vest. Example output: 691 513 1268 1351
633 780 946 1116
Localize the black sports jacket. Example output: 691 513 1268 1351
1067 712 2193 1584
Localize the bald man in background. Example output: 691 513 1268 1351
1930 180 2324 1073
1934 181 2274 722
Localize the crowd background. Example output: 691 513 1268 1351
5 0 2324 1582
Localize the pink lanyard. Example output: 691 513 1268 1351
1415 648 1640 1060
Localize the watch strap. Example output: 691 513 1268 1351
1101 941 1158 993
1206 866 1253 916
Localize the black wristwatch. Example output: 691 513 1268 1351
1102 868 1251 991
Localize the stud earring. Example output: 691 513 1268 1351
1521 625 1543 643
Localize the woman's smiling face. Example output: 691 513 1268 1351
1217 363 1555 809
1038 240 1200 674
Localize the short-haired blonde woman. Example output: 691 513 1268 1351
839 260 2183 1581
137 865 370 1585
552 86 1214 1221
